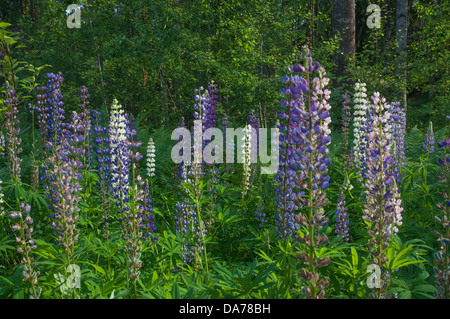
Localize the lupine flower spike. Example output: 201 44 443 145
0 180 5 217
389 102 406 184
241 124 253 197
363 92 403 298
352 81 368 182
433 138 449 299
335 189 349 242
341 93 352 169
147 137 156 178
290 46 332 299
92 109 111 239
9 203 41 299
4 83 23 182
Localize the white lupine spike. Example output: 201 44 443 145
147 137 156 178
108 99 129 200
241 124 253 196
0 180 4 217
352 80 369 180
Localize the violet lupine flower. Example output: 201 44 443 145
140 179 157 243
255 201 267 227
286 46 331 299
124 114 151 282
274 73 307 239
352 81 369 181
35 73 66 184
363 92 401 299
77 85 92 171
193 84 216 129
423 122 435 153
4 83 22 182
342 93 352 169
389 102 406 184
41 73 66 147
204 81 218 130
174 201 205 266
335 189 349 242
126 114 144 165
47 134 82 256
220 115 229 134
202 83 220 193
9 202 41 298
433 138 450 299
91 109 112 238
146 138 156 178
248 109 259 149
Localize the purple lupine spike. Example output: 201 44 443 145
434 137 450 298
284 46 332 299
363 92 403 299
389 102 406 184
9 202 41 298
335 189 349 242
255 201 267 228
47 134 82 256
275 77 303 240
36 73 66 185
78 85 92 170
3 83 22 182
92 108 112 239
174 201 204 265
341 93 352 169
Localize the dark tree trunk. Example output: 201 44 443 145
384 0 392 52
332 0 355 88
395 0 408 109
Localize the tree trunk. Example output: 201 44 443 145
332 0 355 89
383 0 391 52
395 0 408 110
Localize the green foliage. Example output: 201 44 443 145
0 0 449 300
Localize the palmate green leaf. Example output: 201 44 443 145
33 238 59 259
0 276 15 288
385 239 428 271
0 22 12 29
88 263 106 276
171 281 181 299
251 262 276 287
351 247 358 267
0 237 15 253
